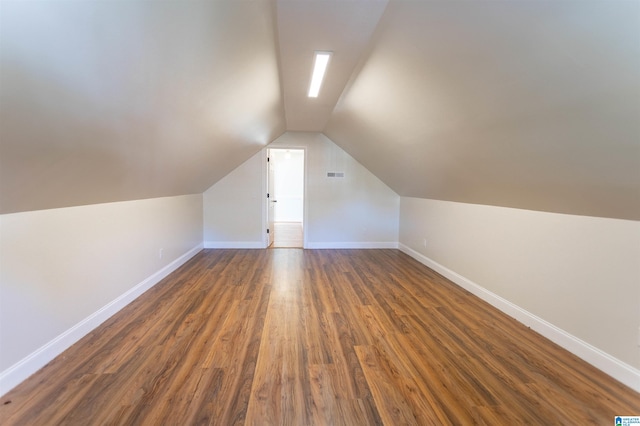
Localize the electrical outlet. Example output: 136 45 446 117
159 248 163 260
637 326 640 347
423 238 427 248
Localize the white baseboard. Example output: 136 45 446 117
398 243 640 393
0 244 203 397
204 241 399 250
204 241 265 249
305 242 399 249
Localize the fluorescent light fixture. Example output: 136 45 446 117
308 51 332 98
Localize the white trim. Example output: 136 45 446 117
203 241 265 249
398 243 640 392
0 244 203 397
263 145 309 250
305 242 399 249
262 148 269 249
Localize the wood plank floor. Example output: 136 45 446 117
1 249 638 425
272 222 303 248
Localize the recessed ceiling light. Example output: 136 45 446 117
308 51 332 98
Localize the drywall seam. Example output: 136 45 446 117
0 244 203 397
398 243 640 393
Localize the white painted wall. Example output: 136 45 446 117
203 151 264 248
272 132 399 248
271 149 304 223
0 194 203 394
399 197 640 390
202 132 399 248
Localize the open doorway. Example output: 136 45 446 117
267 148 305 248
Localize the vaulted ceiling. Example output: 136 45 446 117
1 0 638 220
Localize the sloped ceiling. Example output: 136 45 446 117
1 0 639 220
325 0 640 220
1 0 285 213
276 0 387 131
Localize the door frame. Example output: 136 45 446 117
262 146 307 248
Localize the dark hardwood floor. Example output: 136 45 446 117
1 249 638 424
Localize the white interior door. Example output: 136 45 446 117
271 149 304 223
267 150 275 247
